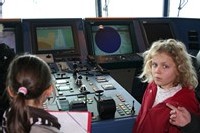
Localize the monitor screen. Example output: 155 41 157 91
29 19 81 58
84 18 138 57
36 26 75 51
0 20 23 53
141 21 175 48
0 27 16 52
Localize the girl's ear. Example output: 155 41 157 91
45 85 53 97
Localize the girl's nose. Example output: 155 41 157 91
154 65 161 73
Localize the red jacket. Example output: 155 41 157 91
133 82 200 133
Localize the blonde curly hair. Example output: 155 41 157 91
139 39 198 89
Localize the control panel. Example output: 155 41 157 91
44 61 141 122
87 53 143 69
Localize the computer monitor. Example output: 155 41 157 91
140 20 175 49
0 19 23 53
28 19 81 58
84 18 138 57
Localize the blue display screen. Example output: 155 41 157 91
91 24 133 56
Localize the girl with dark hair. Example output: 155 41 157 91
2 54 61 133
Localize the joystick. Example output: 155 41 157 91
95 91 116 120
75 75 83 86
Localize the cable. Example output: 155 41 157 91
0 0 5 6
103 0 109 17
177 0 188 17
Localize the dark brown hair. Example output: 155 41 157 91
6 54 52 133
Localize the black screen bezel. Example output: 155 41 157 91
84 18 138 57
140 20 175 49
29 19 81 58
0 19 23 53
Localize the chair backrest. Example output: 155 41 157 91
196 51 200 71
0 43 15 124
0 43 15 94
194 51 200 102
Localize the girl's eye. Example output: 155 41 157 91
163 65 169 69
152 63 157 68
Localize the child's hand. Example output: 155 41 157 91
166 103 191 127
